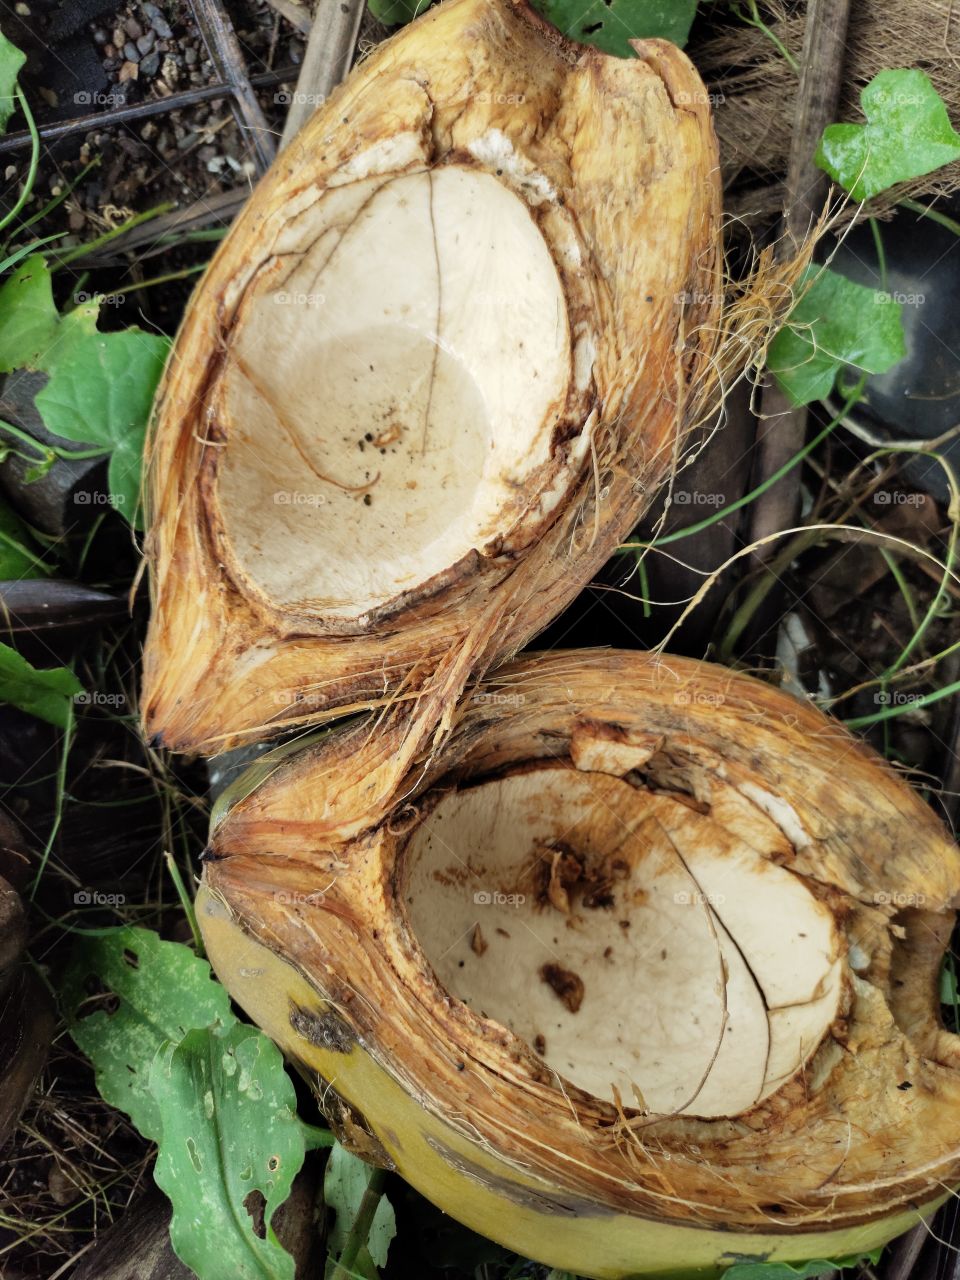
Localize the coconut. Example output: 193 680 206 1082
141 0 723 753
198 651 960 1279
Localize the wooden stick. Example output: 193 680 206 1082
280 0 368 147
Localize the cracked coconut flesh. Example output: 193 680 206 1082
402 765 844 1117
214 165 575 622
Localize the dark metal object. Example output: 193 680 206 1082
0 66 296 157
0 580 127 634
192 0 278 172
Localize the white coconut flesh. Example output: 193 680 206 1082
401 765 844 1118
214 165 575 623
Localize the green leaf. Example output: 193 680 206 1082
0 256 60 373
366 0 698 50
0 32 26 134
0 499 47 578
325 1144 396 1276
533 0 698 55
34 319 170 522
723 1251 882 1280
816 69 960 201
63 926 236 1141
0 641 81 727
366 0 430 23
767 266 906 406
150 1024 305 1280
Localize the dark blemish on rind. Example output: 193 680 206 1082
289 1002 355 1053
424 1135 614 1217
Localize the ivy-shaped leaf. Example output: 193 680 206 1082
0 256 61 373
816 69 960 201
0 641 82 727
532 0 698 56
150 1024 305 1280
767 266 906 406
0 32 26 134
62 926 236 1141
366 0 698 53
0 258 169 524
34 313 169 521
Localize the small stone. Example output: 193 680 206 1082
140 51 160 77
4 165 16 181
68 208 85 231
123 17 142 38
112 26 124 46
14 2 30 14
140 120 158 140
160 53 179 85
123 41 140 62
137 31 155 54
118 60 139 83
184 45 197 66
145 2 173 39
103 42 116 58
93 27 107 45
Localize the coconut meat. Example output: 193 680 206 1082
401 765 844 1118
213 165 575 624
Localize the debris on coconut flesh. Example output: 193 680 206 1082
214 166 579 624
401 764 844 1117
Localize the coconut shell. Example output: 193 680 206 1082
141 0 721 754
198 650 960 1278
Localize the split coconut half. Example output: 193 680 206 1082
141 0 722 753
199 651 960 1280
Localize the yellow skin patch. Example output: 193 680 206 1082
198 886 940 1280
